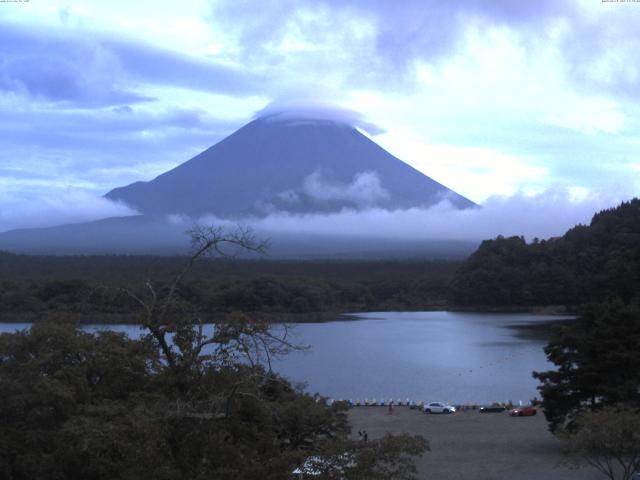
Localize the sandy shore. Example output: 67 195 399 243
348 406 602 480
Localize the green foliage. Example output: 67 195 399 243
0 321 411 479
300 433 429 480
0 226 428 479
561 406 640 480
346 433 429 479
451 199 640 306
0 259 458 322
0 322 155 479
533 303 640 432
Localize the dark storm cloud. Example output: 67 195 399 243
0 22 261 107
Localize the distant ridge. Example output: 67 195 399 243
0 214 477 258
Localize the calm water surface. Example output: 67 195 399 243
0 312 565 404
274 312 565 404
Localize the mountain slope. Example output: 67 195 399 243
105 116 474 216
0 114 477 256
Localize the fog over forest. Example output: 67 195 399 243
1 185 621 246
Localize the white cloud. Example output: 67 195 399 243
543 95 625 134
255 96 385 135
373 133 547 203
0 187 138 232
259 171 391 213
191 188 622 243
301 171 389 205
1 0 640 216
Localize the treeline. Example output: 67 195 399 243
450 199 640 457
441 197 640 470
0 256 458 322
0 315 427 480
0 224 431 480
450 199 640 307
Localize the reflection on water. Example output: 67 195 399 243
0 312 568 404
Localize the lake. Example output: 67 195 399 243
0 311 566 405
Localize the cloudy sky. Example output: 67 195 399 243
1 0 639 232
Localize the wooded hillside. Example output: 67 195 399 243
451 199 640 307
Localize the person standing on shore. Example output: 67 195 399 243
388 400 394 414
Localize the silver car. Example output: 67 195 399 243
423 402 456 414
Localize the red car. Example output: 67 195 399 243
509 405 537 417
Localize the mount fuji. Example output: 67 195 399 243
105 114 474 216
0 110 476 257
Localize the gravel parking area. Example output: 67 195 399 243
349 406 602 480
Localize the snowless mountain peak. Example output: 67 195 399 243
103 109 474 218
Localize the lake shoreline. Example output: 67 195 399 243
2 311 563 402
0 304 576 325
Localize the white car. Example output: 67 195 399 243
423 402 456 414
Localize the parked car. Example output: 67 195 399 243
424 402 456 414
509 405 537 417
479 405 506 413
